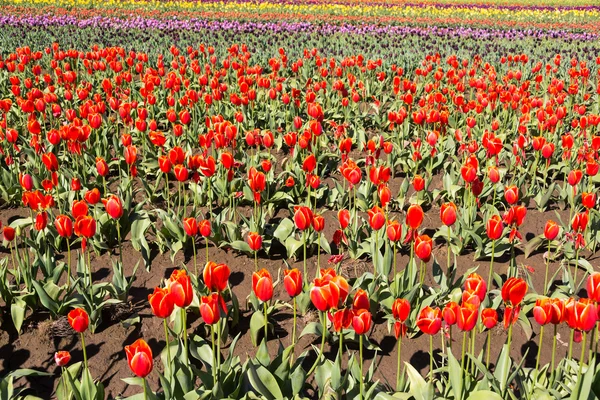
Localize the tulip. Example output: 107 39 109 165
392 298 410 322
416 306 442 382
55 214 73 288
481 308 498 367
167 269 193 308
442 301 459 326
504 185 519 205
587 273 600 303
415 234 432 284
247 231 262 271
284 268 302 348
406 203 424 230
486 214 503 286
463 273 487 304
457 303 478 332
312 214 325 271
352 289 370 311
387 220 402 276
199 293 223 325
252 269 273 302
72 200 89 219
329 308 353 333
68 308 89 369
253 268 273 342
368 206 386 275
148 287 174 319
125 339 153 380
353 308 372 399
183 218 198 236
582 192 596 209
3 226 15 242
103 195 123 219
543 220 560 294
440 202 457 226
392 298 410 390
203 261 230 292
294 205 313 284
338 209 350 229
84 188 101 205
54 351 71 367
501 278 528 307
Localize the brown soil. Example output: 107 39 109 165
0 201 594 399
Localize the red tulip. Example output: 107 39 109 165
533 298 553 326
253 269 273 302
352 289 370 311
71 177 81 192
158 155 172 173
294 206 313 231
84 188 101 205
457 303 478 332
549 298 565 324
312 214 325 232
392 298 410 322
368 206 385 230
582 192 596 209
487 166 500 183
174 164 188 182
544 220 559 240
567 169 583 187
504 185 519 205
386 220 402 242
74 216 96 239
68 308 89 333
406 204 424 229
247 232 263 251
481 308 498 329
352 308 372 335
183 217 198 236
414 234 432 262
378 185 391 208
102 195 123 219
148 287 174 318
54 351 71 367
566 299 597 332
283 269 302 297
416 306 442 335
203 261 230 292
440 202 457 226
96 157 108 177
3 226 15 242
587 273 600 303
55 215 73 238
461 155 478 183
338 209 350 229
413 175 425 192
125 339 153 378
486 215 503 240
167 269 193 308
329 308 353 332
198 219 211 237
199 293 224 325
572 211 589 232
501 277 528 306
463 273 487 303
310 274 349 311
442 301 459 326
72 200 88 219
302 153 316 173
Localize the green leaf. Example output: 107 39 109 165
494 344 511 395
247 362 283 400
404 362 433 400
273 218 294 242
447 346 463 400
10 297 26 334
230 240 252 254
249 311 265 347
467 390 503 400
31 280 58 315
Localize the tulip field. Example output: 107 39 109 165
3 1 600 399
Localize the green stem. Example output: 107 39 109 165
264 301 268 342
302 230 308 287
143 377 148 400
569 329 574 360
359 334 364 400
292 297 297 348
486 329 491 369
317 232 321 275
211 324 216 386
374 230 379 277
254 250 258 273
165 174 169 211
447 226 452 272
182 309 188 364
575 332 587 399
396 337 402 391
217 317 221 375
461 331 467 380
164 318 171 377
551 324 557 373
393 241 397 277
307 312 326 376
192 239 197 276
536 325 544 373
544 240 551 295
80 332 88 371
419 260 425 286
116 219 122 266
574 248 580 294
488 240 495 288
87 248 93 300
66 240 71 290
429 334 434 382
205 237 209 265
